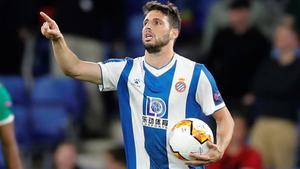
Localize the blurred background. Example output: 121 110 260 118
0 0 299 168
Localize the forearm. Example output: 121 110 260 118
214 108 234 155
0 124 22 169
40 12 101 84
185 108 234 166
51 37 81 77
2 144 22 169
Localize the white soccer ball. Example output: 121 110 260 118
168 118 214 161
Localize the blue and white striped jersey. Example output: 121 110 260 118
98 53 225 169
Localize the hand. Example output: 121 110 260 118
40 12 63 41
185 141 223 166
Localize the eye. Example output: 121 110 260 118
143 20 148 26
154 20 162 25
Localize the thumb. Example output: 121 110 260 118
206 141 217 149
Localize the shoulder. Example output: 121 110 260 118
176 54 196 65
176 54 210 73
0 84 10 98
103 57 133 64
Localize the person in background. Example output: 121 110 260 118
53 142 81 169
103 146 126 169
206 0 271 112
0 84 23 169
249 22 300 169
207 111 262 169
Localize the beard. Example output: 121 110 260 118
144 33 170 54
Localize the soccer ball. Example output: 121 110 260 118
168 118 214 161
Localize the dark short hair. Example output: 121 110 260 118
143 1 181 31
229 0 251 10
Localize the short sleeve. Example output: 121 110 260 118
0 84 14 125
196 65 225 116
98 58 128 91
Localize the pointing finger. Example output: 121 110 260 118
40 12 54 23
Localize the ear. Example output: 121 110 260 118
170 28 179 40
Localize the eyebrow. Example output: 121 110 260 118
143 17 163 24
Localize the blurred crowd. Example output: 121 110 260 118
0 0 299 169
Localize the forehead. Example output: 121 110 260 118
144 10 168 22
275 27 294 36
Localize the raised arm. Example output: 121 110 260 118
40 12 102 84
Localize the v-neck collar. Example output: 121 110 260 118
143 53 177 77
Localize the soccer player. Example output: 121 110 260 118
0 84 23 169
40 1 234 168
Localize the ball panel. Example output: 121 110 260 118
171 119 192 131
168 118 214 161
192 128 212 144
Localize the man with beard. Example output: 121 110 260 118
40 1 234 169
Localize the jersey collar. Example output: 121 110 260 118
143 53 178 77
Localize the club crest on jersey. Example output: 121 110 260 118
143 96 168 129
175 77 186 93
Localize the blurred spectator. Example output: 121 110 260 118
205 0 271 111
200 0 284 58
54 142 81 169
0 84 23 169
249 23 300 169
103 146 126 169
207 111 263 169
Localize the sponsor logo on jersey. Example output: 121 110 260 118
143 96 168 129
142 115 168 130
146 96 166 117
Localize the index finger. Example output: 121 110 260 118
40 12 54 23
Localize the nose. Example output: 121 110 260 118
143 21 153 30
144 27 152 32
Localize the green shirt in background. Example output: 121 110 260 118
0 84 14 125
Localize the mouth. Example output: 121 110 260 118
144 31 154 42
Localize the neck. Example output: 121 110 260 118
144 43 175 69
278 49 296 66
233 24 250 34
